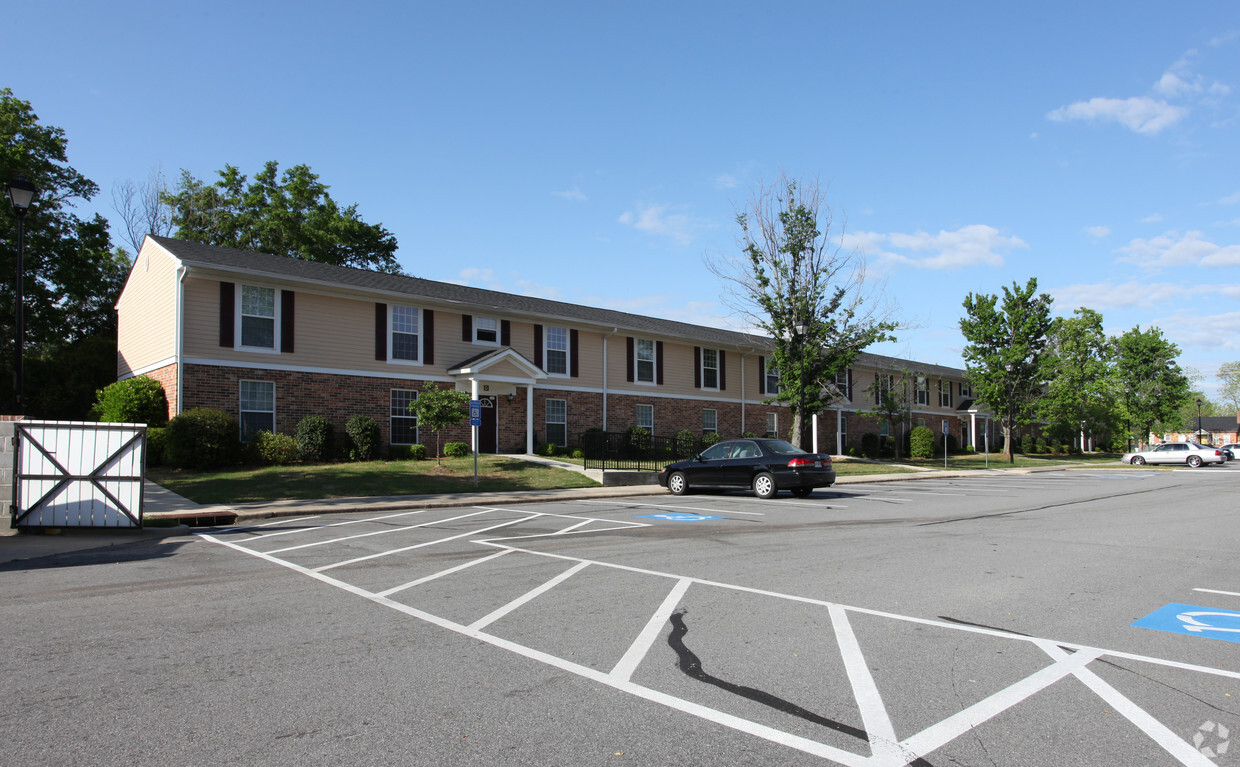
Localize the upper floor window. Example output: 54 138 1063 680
701 348 720 389
240 285 276 349
546 326 569 375
765 362 780 395
915 376 929 406
636 339 656 383
391 305 420 362
835 369 851 400
939 379 952 407
475 316 499 344
875 373 894 401
960 382 973 398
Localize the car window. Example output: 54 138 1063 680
1153 445 1171 453
700 443 731 461
762 439 806 455
1173 444 1188 452
732 441 758 459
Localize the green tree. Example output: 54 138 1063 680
859 367 919 460
412 381 470 464
959 278 1054 463
1038 308 1115 449
1 88 130 415
165 161 401 273
1217 362 1240 413
1113 325 1191 447
710 176 898 449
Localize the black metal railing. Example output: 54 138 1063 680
581 430 711 471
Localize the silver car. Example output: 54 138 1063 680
1121 442 1224 468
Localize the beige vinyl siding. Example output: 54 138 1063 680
116 240 179 377
574 329 603 387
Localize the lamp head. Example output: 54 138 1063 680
6 177 38 215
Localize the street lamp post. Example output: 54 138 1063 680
794 319 809 451
1124 384 1132 453
1004 362 1015 464
1196 398 1203 445
6 178 39 415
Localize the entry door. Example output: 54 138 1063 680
479 396 498 453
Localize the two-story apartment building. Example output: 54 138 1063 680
116 237 992 455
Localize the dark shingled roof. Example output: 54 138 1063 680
152 236 967 376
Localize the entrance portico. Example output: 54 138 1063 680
448 348 547 454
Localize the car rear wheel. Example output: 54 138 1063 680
791 487 813 498
1131 456 1146 465
753 472 777 499
1188 455 1203 468
667 471 689 495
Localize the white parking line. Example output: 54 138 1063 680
267 509 497 554
610 578 692 683
469 560 591 631
583 499 766 516
376 549 513 598
1194 588 1240 598
314 512 539 572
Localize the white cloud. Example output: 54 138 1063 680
713 173 741 190
1116 230 1240 269
1215 190 1240 205
457 267 497 285
553 186 587 201
513 280 563 300
846 224 1027 270
1046 96 1188 135
1050 280 1193 310
618 202 702 246
1086 225 1111 238
1141 213 1164 223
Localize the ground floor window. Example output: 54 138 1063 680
765 412 777 438
880 420 890 438
546 398 567 446
703 409 717 434
240 380 275 441
636 403 653 432
391 389 418 445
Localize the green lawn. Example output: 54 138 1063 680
872 451 1125 471
148 455 599 505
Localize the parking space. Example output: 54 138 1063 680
198 469 1240 766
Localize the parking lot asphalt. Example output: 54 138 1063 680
0 461 1188 567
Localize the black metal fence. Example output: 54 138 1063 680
581 430 712 472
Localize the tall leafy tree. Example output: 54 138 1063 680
1217 361 1240 413
1038 308 1115 448
412 381 470 464
959 278 1053 463
0 88 129 415
165 161 402 273
858 367 920 460
1113 325 1191 447
710 176 898 449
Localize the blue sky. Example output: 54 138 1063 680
10 2 1240 398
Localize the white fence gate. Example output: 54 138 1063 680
11 421 146 529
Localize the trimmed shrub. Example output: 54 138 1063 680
570 448 584 459
909 426 935 459
444 442 470 458
535 442 560 457
345 415 381 461
91 376 168 425
408 444 428 461
1021 433 1034 454
294 415 335 462
946 434 958 453
246 431 300 466
166 408 240 470
674 429 697 458
861 432 880 459
702 431 721 446
624 426 651 458
146 426 168 467
580 428 605 459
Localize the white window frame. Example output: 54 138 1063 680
765 362 780 395
389 305 422 364
880 420 890 437
239 380 275 441
474 316 500 345
390 389 419 445
237 284 280 352
545 398 567 447
915 376 929 406
765 412 777 438
636 403 654 432
939 379 952 407
835 369 850 401
960 382 972 398
635 338 656 384
703 409 718 434
876 374 893 401
545 326 570 376
701 348 720 390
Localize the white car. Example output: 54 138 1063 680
1121 442 1224 468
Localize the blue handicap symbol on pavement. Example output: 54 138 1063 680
1132 603 1240 644
638 513 725 522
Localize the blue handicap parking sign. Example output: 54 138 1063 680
637 513 725 522
1132 603 1240 644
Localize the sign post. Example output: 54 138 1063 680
469 399 482 488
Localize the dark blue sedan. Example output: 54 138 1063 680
657 438 836 499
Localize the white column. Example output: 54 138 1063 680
811 413 819 453
969 412 977 450
526 385 534 454
836 408 843 455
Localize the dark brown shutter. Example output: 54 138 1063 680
693 347 701 389
626 337 635 382
423 309 435 364
462 314 472 342
846 369 852 400
219 282 235 347
280 290 295 353
533 324 543 367
501 319 511 346
719 350 726 391
758 356 766 394
570 329 579 378
375 303 387 360
656 341 664 385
